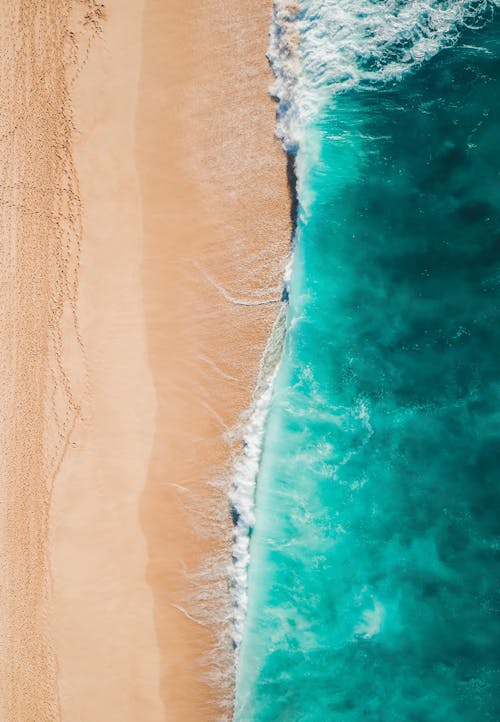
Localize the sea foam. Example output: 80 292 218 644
229 305 287 654
268 0 499 151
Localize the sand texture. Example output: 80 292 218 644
0 1 290 720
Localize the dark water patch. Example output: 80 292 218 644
286 151 299 235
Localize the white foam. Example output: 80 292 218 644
354 599 386 639
229 304 288 653
269 0 499 150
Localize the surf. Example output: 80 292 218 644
269 0 499 150
232 1 500 720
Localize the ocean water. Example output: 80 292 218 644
234 2 500 720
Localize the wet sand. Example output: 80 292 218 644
0 1 289 720
137 0 291 718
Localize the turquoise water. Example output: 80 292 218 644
235 8 500 721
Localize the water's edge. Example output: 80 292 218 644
228 2 301 661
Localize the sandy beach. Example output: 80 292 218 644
0 1 289 720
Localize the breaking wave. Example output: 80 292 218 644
229 305 287 654
268 0 499 150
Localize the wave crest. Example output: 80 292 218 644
269 0 499 150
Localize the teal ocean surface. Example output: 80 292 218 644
234 3 500 720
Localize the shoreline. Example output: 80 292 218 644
137 0 291 716
229 2 301 649
0 1 290 719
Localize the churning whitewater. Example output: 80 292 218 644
232 1 500 720
269 0 499 150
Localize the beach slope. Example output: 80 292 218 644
0 1 289 720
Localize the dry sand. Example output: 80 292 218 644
0 1 290 720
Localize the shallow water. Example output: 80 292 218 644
236 7 500 721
